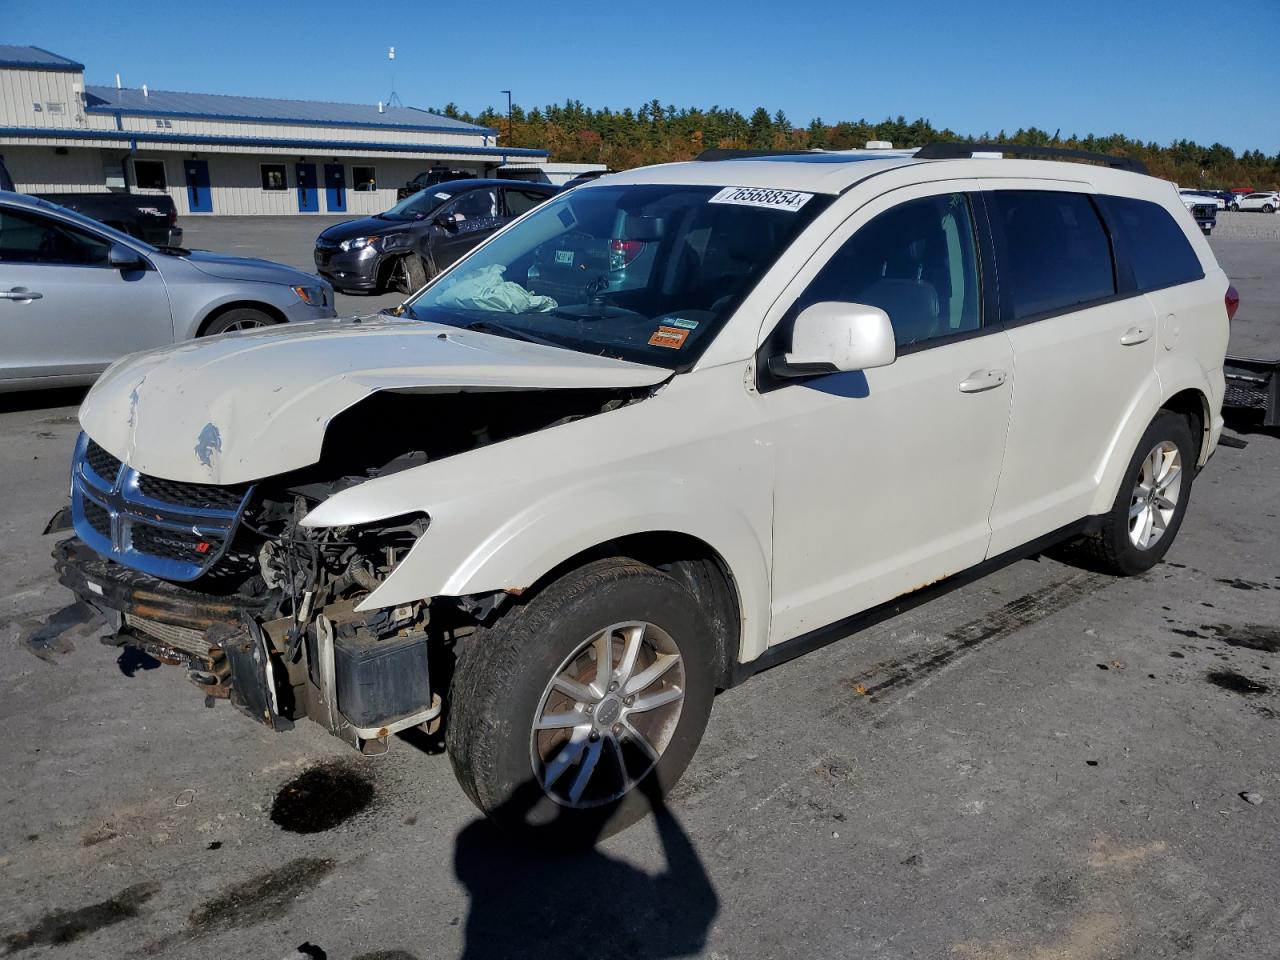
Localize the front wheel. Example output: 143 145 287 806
1230 203 1240 212
391 254 428 294
1080 410 1196 575
201 307 279 335
446 558 717 843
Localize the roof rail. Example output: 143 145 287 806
694 148 821 161
914 142 1148 175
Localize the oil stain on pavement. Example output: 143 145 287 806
2 882 158 951
270 760 377 833
1206 670 1271 696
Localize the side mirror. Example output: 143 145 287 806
434 214 459 230
108 243 146 271
769 302 896 379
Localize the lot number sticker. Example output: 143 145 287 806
709 186 813 212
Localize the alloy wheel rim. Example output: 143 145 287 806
1129 440 1182 549
530 621 685 808
225 318 269 331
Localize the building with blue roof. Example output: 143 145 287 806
0 46 564 216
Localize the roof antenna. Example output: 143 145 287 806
384 46 402 109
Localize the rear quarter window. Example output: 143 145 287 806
1097 195 1204 292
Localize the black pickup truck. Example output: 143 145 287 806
0 155 182 246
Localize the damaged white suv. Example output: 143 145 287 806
53 144 1233 840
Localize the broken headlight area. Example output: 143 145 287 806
53 386 648 751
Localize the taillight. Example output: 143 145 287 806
608 239 644 271
1225 284 1240 322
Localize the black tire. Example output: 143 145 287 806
392 254 428 294
446 557 717 844
1264 204 1275 214
1078 410 1196 576
1230 203 1240 212
202 307 279 335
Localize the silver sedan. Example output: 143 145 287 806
0 191 336 392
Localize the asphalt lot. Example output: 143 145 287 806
0 222 1277 959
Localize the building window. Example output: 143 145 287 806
46 102 65 115
352 166 377 191
261 164 287 191
133 159 167 191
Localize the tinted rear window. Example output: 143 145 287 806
1098 195 1203 292
988 190 1116 322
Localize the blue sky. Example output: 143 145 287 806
10 0 1280 154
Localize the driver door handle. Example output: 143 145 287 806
958 369 1008 393
1119 326 1151 345
0 287 43 301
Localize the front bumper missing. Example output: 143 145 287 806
53 536 440 753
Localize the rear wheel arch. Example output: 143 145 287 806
1160 388 1209 464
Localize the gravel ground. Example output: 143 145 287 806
1210 210 1280 241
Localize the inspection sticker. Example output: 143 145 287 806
434 191 451 199
709 186 813 212
554 250 574 265
648 326 690 349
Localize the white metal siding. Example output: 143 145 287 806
0 68 86 127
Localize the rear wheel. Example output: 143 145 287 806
201 307 279 335
1264 204 1276 214
446 558 717 844
1079 410 1196 575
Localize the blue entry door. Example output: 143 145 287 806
324 164 347 212
184 159 212 212
295 163 319 212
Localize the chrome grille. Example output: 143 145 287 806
70 432 254 582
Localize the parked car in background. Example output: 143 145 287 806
1179 188 1225 210
563 169 616 190
396 165 477 200
1177 192 1217 234
314 179 557 294
0 155 181 246
54 145 1230 842
0 191 334 392
1230 192 1279 212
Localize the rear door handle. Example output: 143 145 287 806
1120 326 1151 345
0 287 43 301
958 369 1008 393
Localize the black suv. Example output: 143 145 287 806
314 180 557 294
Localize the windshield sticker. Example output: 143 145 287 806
648 326 690 349
709 186 813 212
667 317 699 330
434 191 451 199
554 250 574 266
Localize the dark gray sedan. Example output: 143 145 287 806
313 179 557 294
0 191 336 392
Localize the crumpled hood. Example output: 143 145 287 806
317 216 416 244
182 249 323 285
78 316 670 485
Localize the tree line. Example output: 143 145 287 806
429 99 1280 189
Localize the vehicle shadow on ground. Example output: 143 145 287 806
0 385 87 415
1222 410 1280 440
451 779 718 960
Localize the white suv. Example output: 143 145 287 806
55 146 1233 841
1230 191 1278 212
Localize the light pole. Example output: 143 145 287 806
500 90 512 144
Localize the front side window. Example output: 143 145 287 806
352 165 376 191
261 164 287 191
987 190 1115 322
444 188 499 222
796 192 981 350
1098 195 1203 292
133 159 167 191
403 183 830 368
0 208 111 266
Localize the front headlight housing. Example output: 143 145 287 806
339 235 380 253
291 285 330 306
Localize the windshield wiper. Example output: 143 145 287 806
464 320 560 348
